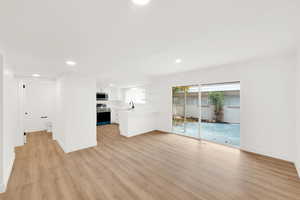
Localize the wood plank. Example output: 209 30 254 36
1 125 300 200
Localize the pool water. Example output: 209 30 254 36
173 122 240 147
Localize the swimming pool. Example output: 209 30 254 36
173 122 240 147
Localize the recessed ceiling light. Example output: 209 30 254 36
32 74 40 77
132 0 151 6
175 59 182 64
65 60 77 66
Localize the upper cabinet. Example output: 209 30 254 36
109 87 121 101
97 86 121 101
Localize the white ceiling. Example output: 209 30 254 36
0 0 299 86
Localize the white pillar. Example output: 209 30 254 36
53 73 97 153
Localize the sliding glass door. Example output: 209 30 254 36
200 82 240 147
172 86 186 134
172 85 200 138
185 86 200 138
172 82 240 148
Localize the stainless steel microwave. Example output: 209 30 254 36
96 93 108 101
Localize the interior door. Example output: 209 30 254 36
23 80 56 132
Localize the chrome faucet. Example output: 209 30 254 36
129 101 135 110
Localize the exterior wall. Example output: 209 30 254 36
173 92 240 123
201 105 214 121
174 104 240 123
223 106 240 123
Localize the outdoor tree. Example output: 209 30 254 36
208 91 224 122
172 86 190 124
172 86 189 93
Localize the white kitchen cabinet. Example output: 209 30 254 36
119 110 158 137
109 87 121 101
110 108 119 124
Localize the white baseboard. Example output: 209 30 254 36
0 183 5 193
55 138 97 153
123 132 146 138
66 143 98 153
55 138 67 153
296 163 300 178
0 151 16 193
240 145 293 163
121 129 156 138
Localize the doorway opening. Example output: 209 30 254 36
20 79 56 144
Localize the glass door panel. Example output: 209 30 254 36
172 86 185 134
185 85 200 138
172 85 200 138
200 82 240 147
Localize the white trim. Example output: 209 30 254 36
122 132 148 138
66 143 98 153
0 151 16 193
0 184 5 193
240 145 293 163
55 139 68 153
55 138 97 154
296 163 300 178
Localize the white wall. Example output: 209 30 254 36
54 74 97 153
152 53 296 162
0 54 22 192
0 54 3 192
21 79 56 132
296 48 300 175
54 78 66 148
2 65 20 188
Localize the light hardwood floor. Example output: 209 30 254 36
1 124 300 200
